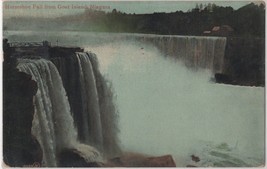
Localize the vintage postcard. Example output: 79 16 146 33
2 0 265 167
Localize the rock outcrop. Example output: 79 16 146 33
104 152 176 167
223 37 265 86
3 39 43 166
58 149 103 167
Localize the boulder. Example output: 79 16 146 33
104 152 176 167
58 148 103 167
215 73 234 84
141 155 176 167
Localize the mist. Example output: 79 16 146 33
86 41 264 167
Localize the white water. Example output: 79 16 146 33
50 52 121 158
17 59 102 166
137 35 226 73
76 52 103 151
86 41 265 167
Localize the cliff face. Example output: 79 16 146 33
3 49 43 166
223 37 265 86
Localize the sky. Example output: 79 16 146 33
2 0 257 18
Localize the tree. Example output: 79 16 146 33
199 3 203 11
207 3 212 12
195 3 199 9
112 8 117 14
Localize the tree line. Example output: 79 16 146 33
103 3 264 37
4 2 265 37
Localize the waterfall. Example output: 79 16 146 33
50 52 121 158
17 59 102 167
135 35 226 73
76 52 103 151
86 52 121 158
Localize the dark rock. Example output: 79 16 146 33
186 164 197 167
48 46 84 58
58 149 103 167
215 73 234 84
191 155 200 162
104 153 176 167
3 46 42 167
109 157 123 165
223 37 265 86
141 155 176 167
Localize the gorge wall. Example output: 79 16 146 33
3 44 42 167
223 37 265 86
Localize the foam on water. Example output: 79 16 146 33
85 41 264 167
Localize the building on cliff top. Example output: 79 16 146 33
203 25 234 36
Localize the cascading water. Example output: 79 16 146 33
86 52 121 158
136 35 226 73
17 58 102 167
76 52 103 151
50 52 121 159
